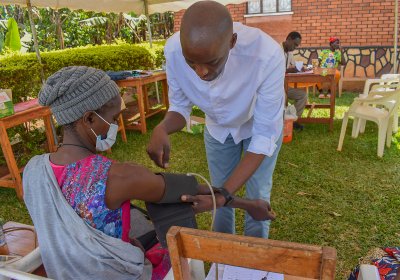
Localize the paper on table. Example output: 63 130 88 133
205 264 284 280
292 70 313 74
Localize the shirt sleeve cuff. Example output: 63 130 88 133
247 134 279 157
168 105 192 123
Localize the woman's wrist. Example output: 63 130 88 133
215 193 226 208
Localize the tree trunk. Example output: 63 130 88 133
116 12 123 38
106 21 112 44
54 10 64 49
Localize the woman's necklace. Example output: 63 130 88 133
58 143 93 153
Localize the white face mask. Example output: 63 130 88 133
91 112 118 151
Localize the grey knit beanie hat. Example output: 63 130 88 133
39 66 120 125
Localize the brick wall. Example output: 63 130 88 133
173 3 246 32
173 0 397 47
173 10 184 33
290 0 395 46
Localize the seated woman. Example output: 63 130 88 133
318 36 345 98
348 247 400 280
23 66 276 280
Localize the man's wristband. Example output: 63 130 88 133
214 187 234 207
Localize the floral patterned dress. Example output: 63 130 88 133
51 154 170 279
348 247 400 280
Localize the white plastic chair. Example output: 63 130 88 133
358 75 400 133
337 88 400 157
0 267 49 280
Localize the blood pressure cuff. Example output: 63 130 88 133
145 202 197 248
157 173 199 204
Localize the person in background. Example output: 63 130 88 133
147 1 284 239
282 31 308 131
318 36 345 98
23 66 276 280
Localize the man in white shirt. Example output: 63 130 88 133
282 31 308 130
147 1 284 238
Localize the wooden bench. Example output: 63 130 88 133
167 227 337 280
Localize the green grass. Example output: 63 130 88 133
1 92 399 279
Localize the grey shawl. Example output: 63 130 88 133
23 154 152 280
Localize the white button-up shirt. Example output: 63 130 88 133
165 22 285 157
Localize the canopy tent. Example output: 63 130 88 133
0 0 246 14
0 0 248 47
0 0 247 80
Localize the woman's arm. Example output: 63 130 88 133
105 162 276 221
106 162 232 209
105 162 166 209
181 193 276 221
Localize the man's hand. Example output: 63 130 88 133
245 199 276 221
146 125 170 168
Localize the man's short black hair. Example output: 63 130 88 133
286 31 302 40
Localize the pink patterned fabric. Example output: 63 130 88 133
50 155 170 279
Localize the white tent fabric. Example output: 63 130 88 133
0 0 247 14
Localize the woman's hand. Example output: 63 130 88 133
197 184 213 195
245 199 276 221
181 193 225 213
181 193 276 221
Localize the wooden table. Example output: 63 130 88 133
0 101 56 200
285 68 336 131
116 71 169 134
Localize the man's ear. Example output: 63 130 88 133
82 111 95 129
230 33 237 49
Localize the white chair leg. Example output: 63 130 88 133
352 117 360 138
338 113 349 151
393 110 399 133
387 117 393 148
359 119 367 134
377 121 389 157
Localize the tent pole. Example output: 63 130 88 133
26 0 45 83
394 0 398 73
143 0 159 102
144 0 153 48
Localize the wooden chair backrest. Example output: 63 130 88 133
167 227 336 280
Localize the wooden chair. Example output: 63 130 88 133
167 227 337 280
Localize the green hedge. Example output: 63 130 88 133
0 42 166 103
0 42 166 165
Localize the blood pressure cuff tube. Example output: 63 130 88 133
157 173 199 204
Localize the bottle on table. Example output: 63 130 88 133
0 218 9 255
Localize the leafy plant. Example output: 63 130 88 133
4 18 21 51
0 5 173 51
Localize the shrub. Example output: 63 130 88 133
0 42 166 165
0 43 159 102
